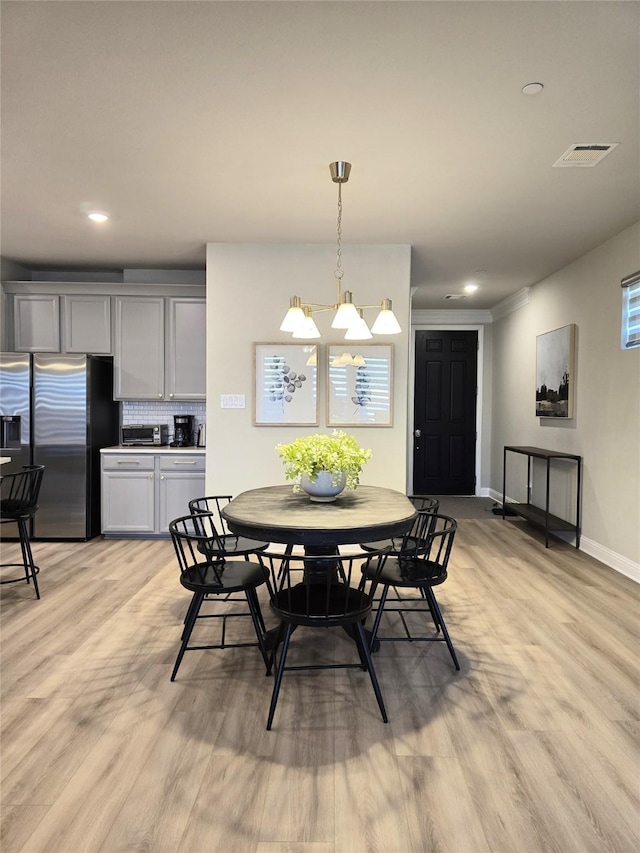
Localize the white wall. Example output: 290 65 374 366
205 243 411 496
491 221 640 574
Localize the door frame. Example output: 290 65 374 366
408 323 486 497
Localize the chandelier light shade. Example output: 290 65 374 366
331 291 360 329
280 162 402 340
370 298 402 334
291 306 321 339
280 296 306 332
344 308 373 341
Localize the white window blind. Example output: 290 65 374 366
621 271 640 350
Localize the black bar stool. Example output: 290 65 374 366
0 465 45 599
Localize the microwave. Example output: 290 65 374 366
121 424 169 446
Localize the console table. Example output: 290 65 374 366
502 446 582 548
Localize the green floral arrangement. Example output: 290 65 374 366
276 430 372 491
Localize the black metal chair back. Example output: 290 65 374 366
0 465 45 599
409 495 440 513
168 513 269 680
259 549 389 729
262 550 386 627
360 494 439 554
397 509 456 573
189 495 233 535
367 513 460 670
0 465 45 518
188 495 269 557
184 507 232 566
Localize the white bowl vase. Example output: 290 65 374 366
300 471 347 502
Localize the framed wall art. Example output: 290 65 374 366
327 343 393 427
536 324 576 418
253 343 319 426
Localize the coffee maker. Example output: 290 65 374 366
171 414 195 447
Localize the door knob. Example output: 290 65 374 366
414 429 421 438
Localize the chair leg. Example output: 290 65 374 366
181 594 200 640
245 587 270 670
266 622 293 730
425 587 460 671
251 587 268 635
355 621 388 723
368 584 390 649
265 621 288 676
171 592 204 681
18 519 40 600
419 586 440 632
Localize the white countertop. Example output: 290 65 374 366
101 446 205 454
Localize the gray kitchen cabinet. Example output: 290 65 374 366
166 297 206 400
13 294 60 352
63 294 112 354
101 454 156 534
114 296 165 400
101 451 205 537
114 296 205 401
158 455 206 532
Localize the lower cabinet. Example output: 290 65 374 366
158 456 206 533
101 452 205 536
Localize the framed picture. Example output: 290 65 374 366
253 343 319 426
327 344 393 427
536 324 576 418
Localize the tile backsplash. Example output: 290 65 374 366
121 401 206 442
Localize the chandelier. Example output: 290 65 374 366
280 162 402 340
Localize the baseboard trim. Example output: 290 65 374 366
486 489 639 583
571 536 640 583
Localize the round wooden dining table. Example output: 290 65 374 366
221 484 416 548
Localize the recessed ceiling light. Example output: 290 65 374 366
464 283 479 293
522 82 544 96
87 212 109 223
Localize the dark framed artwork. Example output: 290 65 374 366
536 324 576 418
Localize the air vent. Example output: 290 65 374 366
553 143 619 167
444 294 466 300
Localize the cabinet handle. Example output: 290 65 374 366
160 475 165 480
149 474 154 480
169 393 174 398
117 460 140 465
173 461 196 465
158 393 163 398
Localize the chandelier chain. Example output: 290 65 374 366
279 161 401 339
334 182 343 282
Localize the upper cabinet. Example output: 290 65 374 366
13 294 60 351
3 279 205 401
11 293 112 354
166 297 207 401
63 295 112 354
114 296 205 401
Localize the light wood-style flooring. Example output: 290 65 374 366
1 518 639 852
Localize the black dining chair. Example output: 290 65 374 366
0 465 45 599
259 548 390 730
359 496 440 631
189 495 269 557
168 513 270 681
359 494 439 554
363 512 460 671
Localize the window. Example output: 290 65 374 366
621 271 640 349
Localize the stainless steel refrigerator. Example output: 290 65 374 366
0 352 119 539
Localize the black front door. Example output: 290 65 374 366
413 330 478 495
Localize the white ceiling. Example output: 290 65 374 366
1 1 638 310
